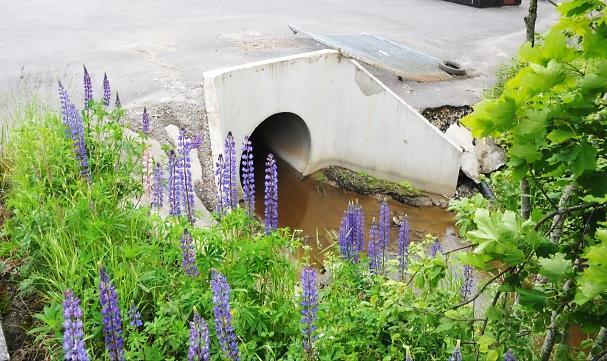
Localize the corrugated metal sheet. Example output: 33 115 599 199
289 25 454 82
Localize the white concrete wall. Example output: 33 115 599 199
203 50 462 196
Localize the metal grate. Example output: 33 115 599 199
290 25 454 82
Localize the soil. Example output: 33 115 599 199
421 105 473 132
323 166 449 208
124 101 219 213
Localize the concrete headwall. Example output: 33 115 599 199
203 50 462 196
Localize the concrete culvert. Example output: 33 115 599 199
248 112 311 173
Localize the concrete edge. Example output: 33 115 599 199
202 49 339 78
348 58 464 154
0 319 9 361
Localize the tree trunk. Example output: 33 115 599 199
525 0 537 47
549 184 577 245
525 0 539 46
521 178 531 220
540 280 573 361
588 327 607 361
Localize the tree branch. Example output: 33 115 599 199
451 267 513 309
534 204 592 231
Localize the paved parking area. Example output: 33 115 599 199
0 0 559 114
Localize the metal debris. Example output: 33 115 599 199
289 25 455 82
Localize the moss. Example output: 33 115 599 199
323 166 437 207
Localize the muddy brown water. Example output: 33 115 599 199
252 154 455 265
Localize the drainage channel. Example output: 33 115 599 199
250 143 455 265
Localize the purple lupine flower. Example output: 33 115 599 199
177 129 202 224
216 154 225 215
83 65 93 108
368 220 382 275
504 349 516 361
301 267 318 358
58 81 91 181
168 150 182 216
128 303 142 328
102 73 111 107
142 107 150 134
405 346 413 361
151 162 164 208
188 312 210 361
449 340 462 361
211 270 240 361
398 216 410 280
180 229 200 277
338 202 364 262
379 200 390 267
461 265 475 301
220 132 238 212
99 268 124 361
63 289 90 361
264 153 278 234
241 136 255 216
430 239 442 257
114 93 121 108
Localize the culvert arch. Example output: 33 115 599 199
248 112 311 174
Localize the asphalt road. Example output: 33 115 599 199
0 0 559 116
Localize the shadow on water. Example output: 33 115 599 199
250 142 455 266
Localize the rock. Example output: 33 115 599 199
445 123 475 152
476 137 507 174
460 150 481 184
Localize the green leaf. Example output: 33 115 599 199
516 288 548 310
572 142 597 178
478 334 497 352
486 350 499 361
547 129 575 144
538 253 572 281
576 230 607 304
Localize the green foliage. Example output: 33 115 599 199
456 0 607 359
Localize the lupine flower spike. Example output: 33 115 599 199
178 129 202 224
98 268 125 361
379 200 390 268
180 229 200 277
264 153 278 234
115 92 121 108
216 154 225 215
168 150 182 216
102 73 111 107
151 162 164 208
188 311 210 361
241 136 255 216
58 81 91 181
338 202 364 262
83 65 93 108
449 340 462 361
142 107 150 134
211 270 240 361
405 346 413 361
220 132 238 211
128 303 142 328
301 267 318 359
368 219 382 275
504 348 516 361
397 216 410 280
63 289 90 361
430 238 442 257
461 265 475 301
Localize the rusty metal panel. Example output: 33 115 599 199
289 25 453 82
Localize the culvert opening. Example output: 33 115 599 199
248 112 311 173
